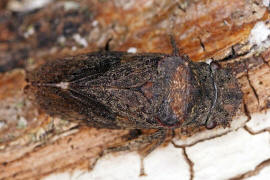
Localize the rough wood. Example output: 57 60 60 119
0 0 270 179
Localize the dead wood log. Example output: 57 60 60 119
0 0 270 179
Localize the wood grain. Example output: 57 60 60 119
0 0 270 179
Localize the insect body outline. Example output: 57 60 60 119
25 37 242 174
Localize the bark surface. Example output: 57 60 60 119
0 0 270 179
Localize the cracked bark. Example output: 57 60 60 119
229 158 270 180
1 0 270 180
183 147 194 180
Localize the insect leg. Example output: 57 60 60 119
138 129 167 176
104 38 112 51
104 129 167 176
169 35 192 64
169 35 179 56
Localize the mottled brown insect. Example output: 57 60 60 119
25 38 242 174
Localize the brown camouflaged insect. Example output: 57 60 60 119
25 37 242 175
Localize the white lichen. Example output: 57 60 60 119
249 21 270 48
205 59 213 65
8 0 53 12
127 47 137 53
263 0 270 7
62 1 80 11
24 25 35 38
92 20 99 27
0 121 6 129
57 36 66 45
17 117 28 129
73 34 88 48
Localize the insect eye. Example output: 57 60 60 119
205 119 217 129
210 62 221 71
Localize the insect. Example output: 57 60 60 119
25 37 242 175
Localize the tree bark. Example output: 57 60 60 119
0 0 270 179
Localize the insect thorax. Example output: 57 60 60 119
152 56 242 129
